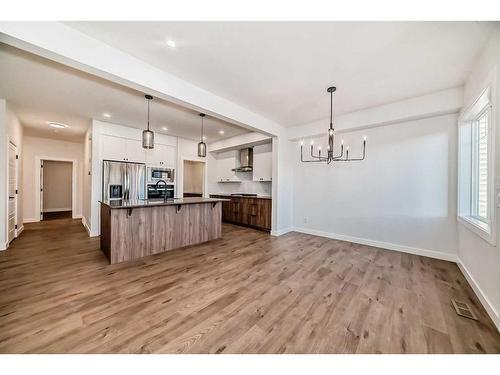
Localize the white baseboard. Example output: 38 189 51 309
17 225 24 236
271 227 293 236
457 260 500 332
23 218 40 223
43 208 72 213
81 216 91 235
73 214 82 219
0 242 6 251
292 227 458 262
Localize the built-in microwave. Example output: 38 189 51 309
147 166 174 184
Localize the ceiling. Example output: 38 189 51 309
65 21 497 127
0 43 250 142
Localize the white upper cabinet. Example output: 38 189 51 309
146 143 176 167
101 135 126 161
252 143 272 182
216 150 241 182
125 139 146 163
101 135 146 163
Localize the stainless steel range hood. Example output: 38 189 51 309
232 148 253 172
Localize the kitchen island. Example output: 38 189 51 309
100 197 228 264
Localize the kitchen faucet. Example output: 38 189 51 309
155 179 168 200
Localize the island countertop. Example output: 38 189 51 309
99 197 229 209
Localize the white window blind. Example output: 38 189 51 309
457 85 495 244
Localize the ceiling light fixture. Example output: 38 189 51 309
48 122 68 129
219 130 225 135
142 95 155 149
198 113 207 157
301 86 366 164
166 39 176 48
103 113 111 118
162 126 168 131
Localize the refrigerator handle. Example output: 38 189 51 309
125 165 129 200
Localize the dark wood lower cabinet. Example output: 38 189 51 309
210 195 271 231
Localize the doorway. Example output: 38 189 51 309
40 160 73 221
183 160 205 198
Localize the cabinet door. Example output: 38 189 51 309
162 145 176 166
147 143 176 166
247 199 259 227
253 143 272 182
125 139 146 163
216 150 240 182
102 135 127 161
257 199 272 230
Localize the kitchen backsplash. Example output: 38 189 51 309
212 171 272 196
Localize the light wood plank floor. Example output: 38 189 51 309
0 219 499 353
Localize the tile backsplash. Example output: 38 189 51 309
211 171 272 196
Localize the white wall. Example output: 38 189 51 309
292 114 458 259
82 128 92 233
22 135 84 222
458 28 500 330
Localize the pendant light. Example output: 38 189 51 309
198 113 207 157
300 85 366 164
142 94 154 149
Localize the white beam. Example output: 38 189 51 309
287 86 463 140
0 21 284 137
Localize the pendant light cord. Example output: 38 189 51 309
201 115 204 141
330 90 333 130
147 98 150 131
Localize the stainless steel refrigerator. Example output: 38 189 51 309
102 160 146 201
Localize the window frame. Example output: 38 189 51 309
457 85 496 245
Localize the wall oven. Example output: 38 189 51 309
147 166 174 184
147 183 175 199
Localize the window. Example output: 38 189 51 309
458 86 496 244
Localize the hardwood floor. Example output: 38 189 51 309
0 219 499 353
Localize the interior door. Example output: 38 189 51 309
40 160 44 221
8 143 17 243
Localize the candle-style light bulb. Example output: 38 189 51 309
300 140 304 146
363 136 367 142
341 139 344 145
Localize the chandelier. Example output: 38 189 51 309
301 86 366 163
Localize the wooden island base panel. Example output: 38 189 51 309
100 198 226 264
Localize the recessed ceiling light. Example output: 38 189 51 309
103 113 111 118
162 126 168 131
219 130 225 135
166 39 176 48
48 122 68 129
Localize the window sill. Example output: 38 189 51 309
457 215 496 246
